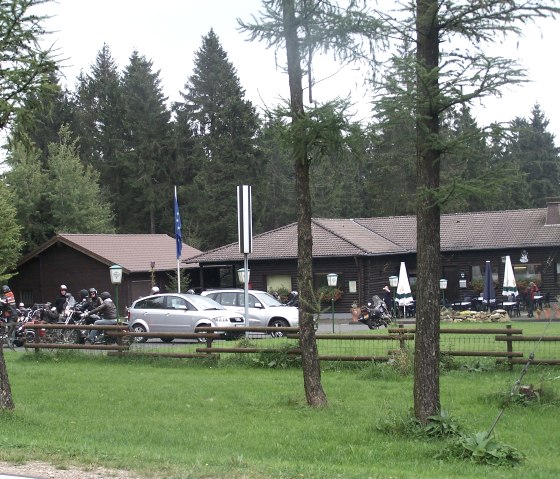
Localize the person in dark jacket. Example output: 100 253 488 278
84 291 118 343
53 284 74 314
1 285 18 343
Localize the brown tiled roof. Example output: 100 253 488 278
19 234 202 273
187 207 560 264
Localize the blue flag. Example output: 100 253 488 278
174 187 182 259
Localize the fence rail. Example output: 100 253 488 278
18 323 560 365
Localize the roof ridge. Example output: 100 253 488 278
312 219 374 255
350 218 411 252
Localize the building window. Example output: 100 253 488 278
513 263 542 286
471 264 499 282
266 275 292 294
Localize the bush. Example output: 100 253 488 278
440 432 525 466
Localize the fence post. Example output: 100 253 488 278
506 324 513 370
399 324 406 351
33 323 41 354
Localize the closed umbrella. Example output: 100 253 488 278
396 262 414 317
502 255 518 298
482 260 495 311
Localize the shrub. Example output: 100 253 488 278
440 431 525 466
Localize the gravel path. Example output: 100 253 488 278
0 461 142 479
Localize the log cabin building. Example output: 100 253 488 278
187 201 560 312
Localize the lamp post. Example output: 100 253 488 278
389 275 398 318
150 261 156 287
110 264 123 321
440 278 448 308
327 273 338 333
237 267 250 334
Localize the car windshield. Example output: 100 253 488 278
188 294 225 311
253 292 283 307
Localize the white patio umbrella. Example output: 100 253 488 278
396 262 414 317
502 255 518 297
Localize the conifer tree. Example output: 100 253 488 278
175 30 262 250
509 104 560 208
74 44 127 225
45 126 114 233
120 50 172 233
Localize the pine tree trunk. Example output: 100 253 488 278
0 345 15 410
413 0 441 424
282 0 327 407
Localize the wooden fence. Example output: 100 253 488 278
21 323 560 365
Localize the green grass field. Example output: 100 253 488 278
1 339 559 479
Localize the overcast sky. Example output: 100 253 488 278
43 0 560 140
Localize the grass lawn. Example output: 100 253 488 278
0 330 559 478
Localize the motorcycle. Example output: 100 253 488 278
270 290 299 307
284 291 299 307
358 295 392 330
12 307 36 347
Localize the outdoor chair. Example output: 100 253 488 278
492 299 503 310
511 298 521 317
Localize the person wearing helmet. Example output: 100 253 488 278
84 291 118 344
53 284 74 315
85 288 102 311
150 286 160 295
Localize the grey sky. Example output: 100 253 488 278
44 0 560 140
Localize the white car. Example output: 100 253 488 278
127 293 245 343
201 289 299 336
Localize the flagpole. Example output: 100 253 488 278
174 186 183 293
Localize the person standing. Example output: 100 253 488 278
527 282 539 318
382 285 393 315
1 285 18 343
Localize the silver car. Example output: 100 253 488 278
201 289 299 336
127 293 245 343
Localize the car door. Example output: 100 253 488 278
163 295 197 334
132 295 166 332
236 292 265 327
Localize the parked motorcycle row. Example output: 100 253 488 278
9 302 124 347
4 291 392 349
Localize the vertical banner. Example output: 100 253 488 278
174 186 182 260
237 185 252 254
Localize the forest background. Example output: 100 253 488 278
0 3 559 270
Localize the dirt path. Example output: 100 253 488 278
0 461 142 479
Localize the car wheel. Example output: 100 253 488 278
269 318 289 337
131 324 148 343
160 337 174 343
197 324 211 343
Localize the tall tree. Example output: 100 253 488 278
73 44 127 225
175 30 263 250
45 126 114 233
8 72 75 165
0 0 56 131
369 38 417 216
411 0 559 423
509 104 560 208
281 0 327 407
0 0 57 411
6 127 115 250
240 0 384 407
119 50 172 233
4 143 50 251
257 114 297 231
